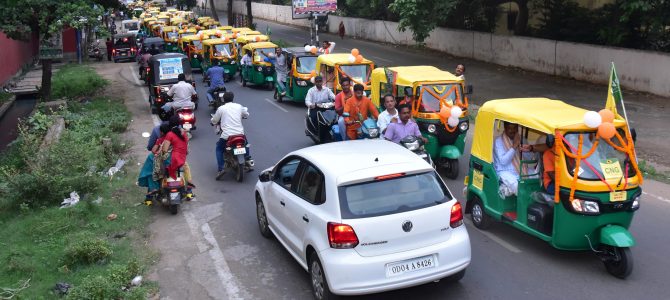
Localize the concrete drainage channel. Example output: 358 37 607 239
0 94 38 151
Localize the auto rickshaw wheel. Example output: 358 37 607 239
603 246 633 279
444 159 459 179
242 77 247 87
471 196 492 230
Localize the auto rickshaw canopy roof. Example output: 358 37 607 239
316 53 373 66
203 39 233 46
179 28 197 34
182 35 208 42
162 26 178 33
471 98 628 163
243 41 278 50
285 47 317 57
370 66 461 86
236 34 269 43
217 26 233 31
231 27 252 33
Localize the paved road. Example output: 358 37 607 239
110 17 670 299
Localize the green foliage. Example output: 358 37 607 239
532 0 599 42
341 0 397 20
389 0 459 44
52 65 108 100
0 91 12 104
64 234 113 265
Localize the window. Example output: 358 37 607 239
418 84 462 112
295 165 325 204
563 130 634 181
274 158 301 190
296 56 317 74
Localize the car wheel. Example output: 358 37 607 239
309 253 337 300
471 196 492 230
256 197 272 238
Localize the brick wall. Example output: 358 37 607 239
0 32 38 85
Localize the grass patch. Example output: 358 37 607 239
638 160 670 184
52 65 108 100
0 91 12 104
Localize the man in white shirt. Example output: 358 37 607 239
240 50 252 66
164 73 197 112
377 94 399 135
211 92 252 179
305 75 336 133
455 64 466 81
318 41 335 54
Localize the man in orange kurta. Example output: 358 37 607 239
344 84 380 140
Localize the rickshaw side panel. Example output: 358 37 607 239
465 156 509 219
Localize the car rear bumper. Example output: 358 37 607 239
319 226 471 296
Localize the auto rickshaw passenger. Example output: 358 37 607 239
378 94 399 135
318 40 336 54
324 66 336 89
494 122 535 196
384 105 426 144
543 149 556 194
344 84 379 140
399 86 414 106
240 50 252 66
206 61 226 105
455 64 466 81
164 74 196 112
335 78 353 140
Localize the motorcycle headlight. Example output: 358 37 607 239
368 128 379 138
571 199 600 215
404 140 420 151
427 124 437 133
193 54 198 58
296 80 307 86
459 121 469 132
218 93 225 97
256 66 263 72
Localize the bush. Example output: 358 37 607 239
52 65 108 100
66 261 145 300
64 234 113 265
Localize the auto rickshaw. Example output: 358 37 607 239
315 53 374 94
142 17 157 35
181 35 208 70
147 53 195 117
196 16 212 26
197 29 224 40
133 8 144 18
203 20 221 29
111 33 138 62
464 98 642 279
240 42 278 89
161 26 181 52
177 28 197 53
217 25 233 34
273 47 317 103
369 66 470 178
156 14 170 25
150 22 165 37
235 34 269 54
170 18 188 28
231 27 252 34
202 39 237 79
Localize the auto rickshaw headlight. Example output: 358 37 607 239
296 80 308 86
631 196 640 211
459 121 469 132
256 66 263 72
571 199 600 214
427 124 437 133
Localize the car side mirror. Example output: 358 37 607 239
630 128 637 143
546 134 555 148
465 85 473 95
259 170 271 182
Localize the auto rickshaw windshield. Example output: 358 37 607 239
296 56 317 74
253 48 276 62
181 32 195 38
418 83 462 112
213 44 233 56
562 131 634 180
339 64 370 84
124 22 139 30
191 40 203 50
166 32 179 39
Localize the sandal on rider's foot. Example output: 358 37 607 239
215 170 226 180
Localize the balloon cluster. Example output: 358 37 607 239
347 48 363 63
439 105 463 127
255 36 261 42
583 109 616 139
303 45 318 54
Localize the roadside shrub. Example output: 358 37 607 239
52 65 108 100
64 234 113 265
66 260 145 300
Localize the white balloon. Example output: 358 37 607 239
310 76 315 84
583 111 602 128
304 45 311 52
348 54 356 63
447 116 459 127
450 106 463 118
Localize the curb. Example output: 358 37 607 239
0 94 17 120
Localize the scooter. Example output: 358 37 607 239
337 112 380 140
305 101 338 144
176 107 196 139
224 134 254 182
88 40 104 61
209 86 227 109
400 135 434 167
155 171 187 215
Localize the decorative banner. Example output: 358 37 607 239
158 57 184 80
383 67 397 95
40 32 64 59
292 0 337 19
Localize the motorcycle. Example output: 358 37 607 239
400 135 434 167
305 101 339 144
88 40 104 61
176 107 197 139
224 134 254 182
338 112 380 140
140 65 150 84
154 171 187 215
210 86 227 109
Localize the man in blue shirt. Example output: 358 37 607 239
206 61 226 105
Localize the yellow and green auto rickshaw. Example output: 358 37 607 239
202 38 237 80
177 28 197 52
170 18 188 28
231 27 252 35
315 53 374 94
216 25 234 34
204 20 221 29
142 18 157 35
156 14 170 25
370 66 471 178
465 98 642 278
181 35 209 70
240 42 278 89
235 34 269 54
197 16 212 26
273 47 317 103
197 29 224 40
161 26 181 52
150 22 165 38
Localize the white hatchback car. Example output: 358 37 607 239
254 140 471 299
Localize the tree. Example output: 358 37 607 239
0 0 103 101
246 0 253 29
228 0 234 26
209 0 220 21
389 0 459 44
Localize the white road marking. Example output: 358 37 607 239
129 65 160 122
643 191 670 204
264 98 288 113
464 219 522 253
371 55 392 63
184 211 244 299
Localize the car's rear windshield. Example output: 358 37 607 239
338 171 452 219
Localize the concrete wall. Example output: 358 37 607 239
0 32 38 85
219 1 670 97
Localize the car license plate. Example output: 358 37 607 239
386 255 436 277
233 147 246 155
183 123 192 130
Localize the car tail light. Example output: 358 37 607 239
112 49 116 54
327 222 358 249
450 202 464 228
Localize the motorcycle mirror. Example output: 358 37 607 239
465 85 474 95
259 170 271 182
546 134 555 148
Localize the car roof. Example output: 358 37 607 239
291 140 433 184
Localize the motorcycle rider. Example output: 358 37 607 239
163 73 197 113
305 75 336 140
205 61 226 106
344 83 379 140
384 104 427 144
211 92 253 180
334 77 353 140
139 46 152 78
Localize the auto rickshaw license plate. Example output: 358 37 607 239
610 191 626 202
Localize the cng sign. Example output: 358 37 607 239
600 159 623 180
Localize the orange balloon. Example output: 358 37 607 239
355 55 363 63
310 70 316 76
598 122 616 139
351 48 359 56
439 106 451 119
232 33 238 38
310 47 317 54
599 109 614 124
255 36 260 42
224 37 230 42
